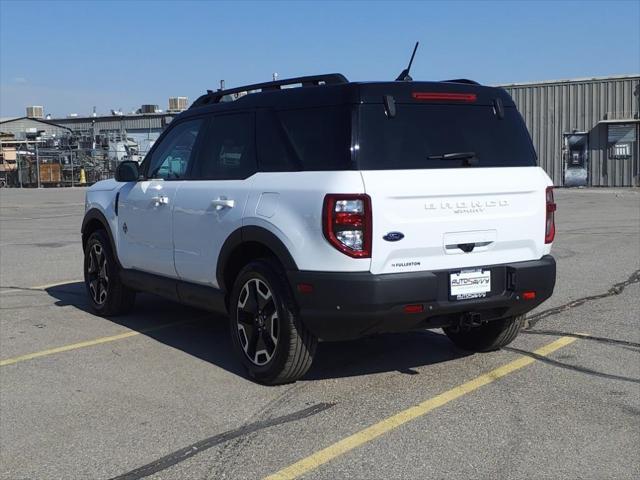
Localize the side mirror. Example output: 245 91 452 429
115 161 140 182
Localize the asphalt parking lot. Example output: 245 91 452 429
1 187 639 480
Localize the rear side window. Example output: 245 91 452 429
194 113 256 180
260 106 352 171
357 104 537 170
256 109 300 172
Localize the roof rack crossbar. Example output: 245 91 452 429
190 73 348 108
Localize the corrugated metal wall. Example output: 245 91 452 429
501 76 640 187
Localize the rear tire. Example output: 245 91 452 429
229 259 317 385
443 315 525 352
84 229 136 316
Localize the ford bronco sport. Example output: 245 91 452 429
81 73 556 384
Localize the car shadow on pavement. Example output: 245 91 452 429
46 282 471 382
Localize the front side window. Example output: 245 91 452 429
147 118 204 179
194 113 256 180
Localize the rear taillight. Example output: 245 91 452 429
545 187 556 244
323 194 372 258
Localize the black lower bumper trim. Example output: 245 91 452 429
287 255 556 341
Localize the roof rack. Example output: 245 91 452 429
441 79 480 85
190 73 349 109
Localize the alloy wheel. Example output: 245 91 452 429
87 243 109 305
236 278 279 366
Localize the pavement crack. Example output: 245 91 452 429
503 346 640 384
526 269 640 329
108 402 335 480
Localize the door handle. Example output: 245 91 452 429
211 198 235 210
152 195 169 206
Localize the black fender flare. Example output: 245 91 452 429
216 226 298 291
81 208 122 268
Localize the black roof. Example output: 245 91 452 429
182 73 514 120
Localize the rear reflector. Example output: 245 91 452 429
412 92 477 102
523 291 536 300
297 283 314 294
403 304 424 314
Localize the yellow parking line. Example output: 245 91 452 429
0 320 195 367
0 279 83 294
31 279 83 290
264 336 578 480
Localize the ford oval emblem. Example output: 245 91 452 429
383 232 404 242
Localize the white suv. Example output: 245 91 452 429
82 74 557 384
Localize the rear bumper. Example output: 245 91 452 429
287 255 556 341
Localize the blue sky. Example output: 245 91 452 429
1 0 639 118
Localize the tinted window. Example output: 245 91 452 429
194 113 256 180
357 104 537 170
147 118 203 179
276 106 352 171
256 109 299 172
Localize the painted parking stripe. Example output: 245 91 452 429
31 279 84 290
0 319 203 367
264 336 578 480
0 279 83 294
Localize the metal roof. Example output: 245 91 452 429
497 74 640 88
0 116 72 131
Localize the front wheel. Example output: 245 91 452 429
229 259 317 385
443 315 525 352
84 229 136 316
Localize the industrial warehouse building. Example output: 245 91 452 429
1 75 639 187
501 74 639 187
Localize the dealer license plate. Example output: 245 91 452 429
450 269 491 300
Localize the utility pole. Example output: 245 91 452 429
35 142 41 188
70 148 74 187
17 150 22 188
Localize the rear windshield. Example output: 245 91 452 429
356 104 537 170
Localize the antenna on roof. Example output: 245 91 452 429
395 41 419 82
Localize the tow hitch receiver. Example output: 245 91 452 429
455 312 488 331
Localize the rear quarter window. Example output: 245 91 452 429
257 106 352 172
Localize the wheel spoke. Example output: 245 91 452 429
256 280 272 310
101 258 108 282
261 298 276 318
237 309 254 326
98 280 107 304
88 250 97 274
89 279 99 302
251 280 262 312
261 328 276 354
246 325 259 359
242 281 259 315
236 277 279 366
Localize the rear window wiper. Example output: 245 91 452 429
427 151 479 166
